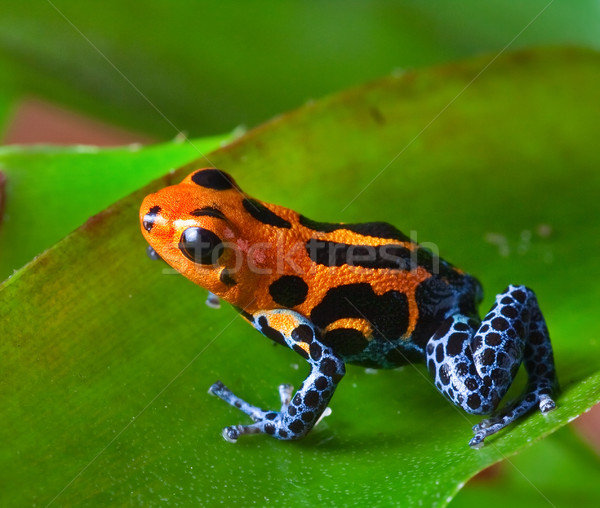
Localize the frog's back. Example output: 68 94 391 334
283 214 483 368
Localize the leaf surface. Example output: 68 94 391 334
1 48 599 506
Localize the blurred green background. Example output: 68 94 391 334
1 1 599 507
1 0 599 139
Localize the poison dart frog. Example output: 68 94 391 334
140 168 557 448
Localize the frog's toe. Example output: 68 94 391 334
222 426 241 443
221 424 264 443
208 380 225 396
469 432 486 449
539 394 556 414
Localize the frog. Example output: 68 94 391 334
140 168 557 448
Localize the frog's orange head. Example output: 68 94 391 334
140 168 249 299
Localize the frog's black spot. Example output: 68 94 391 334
501 296 514 305
467 393 481 410
529 330 544 345
305 239 413 270
288 419 305 434
299 215 412 242
243 198 291 228
439 365 450 385
269 276 308 307
190 206 227 220
446 332 467 357
491 317 509 332
310 283 409 340
322 328 368 357
435 343 444 363
288 405 297 416
293 393 302 406
303 390 320 408
319 357 343 382
292 344 309 360
301 410 315 423
278 429 288 438
315 376 328 391
485 332 502 347
291 324 314 344
264 423 276 435
454 322 470 332
501 305 518 319
481 348 496 366
536 363 548 375
511 288 527 303
257 315 286 347
219 269 236 286
265 412 277 420
465 377 478 391
143 205 161 232
309 342 322 361
191 168 237 190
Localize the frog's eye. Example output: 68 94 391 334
179 227 224 265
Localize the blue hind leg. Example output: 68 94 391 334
426 285 557 448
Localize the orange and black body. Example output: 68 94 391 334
140 168 557 447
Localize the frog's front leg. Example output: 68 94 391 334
209 309 345 442
425 285 557 448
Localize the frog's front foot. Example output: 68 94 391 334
208 310 345 442
209 380 299 442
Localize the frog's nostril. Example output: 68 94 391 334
143 205 161 232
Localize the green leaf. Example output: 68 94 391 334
1 47 599 506
0 135 229 280
1 1 599 136
453 425 600 507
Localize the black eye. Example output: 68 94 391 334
179 227 224 264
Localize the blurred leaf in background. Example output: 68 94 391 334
0 0 599 138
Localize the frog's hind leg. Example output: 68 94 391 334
425 285 557 448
